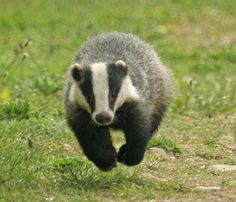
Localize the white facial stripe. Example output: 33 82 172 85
69 83 90 113
114 76 140 111
69 63 140 126
90 63 111 114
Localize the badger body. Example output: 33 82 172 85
65 33 173 171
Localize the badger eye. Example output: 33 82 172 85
109 92 116 101
86 95 94 103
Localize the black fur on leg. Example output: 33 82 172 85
150 104 167 134
113 101 152 166
66 106 117 171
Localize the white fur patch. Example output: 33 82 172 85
69 83 90 113
68 62 140 125
114 76 140 111
90 63 114 123
115 60 126 68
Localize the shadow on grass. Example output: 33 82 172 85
51 156 191 197
52 157 139 191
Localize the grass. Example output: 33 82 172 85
0 0 236 201
148 136 183 154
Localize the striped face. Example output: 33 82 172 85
69 60 139 126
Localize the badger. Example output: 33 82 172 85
65 32 173 171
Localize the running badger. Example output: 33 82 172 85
65 32 173 171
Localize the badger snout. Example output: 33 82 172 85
94 111 113 125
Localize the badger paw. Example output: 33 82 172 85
92 149 117 171
117 144 145 166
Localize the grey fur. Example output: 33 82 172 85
66 32 173 127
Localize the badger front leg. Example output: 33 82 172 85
79 126 117 171
116 102 152 166
67 109 117 171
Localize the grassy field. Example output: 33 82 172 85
0 0 235 201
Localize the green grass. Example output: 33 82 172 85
0 0 236 201
148 136 183 154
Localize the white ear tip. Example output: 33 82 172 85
115 60 126 67
71 63 81 69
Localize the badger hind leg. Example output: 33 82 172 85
150 104 167 135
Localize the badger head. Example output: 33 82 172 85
69 60 140 126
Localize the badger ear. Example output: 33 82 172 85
115 60 128 75
71 63 83 82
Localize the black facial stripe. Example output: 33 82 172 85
107 63 125 109
79 68 95 112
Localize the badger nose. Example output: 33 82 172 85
95 112 112 125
